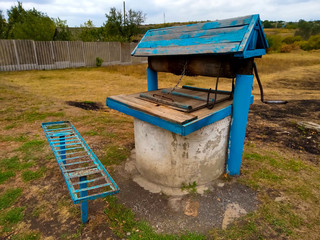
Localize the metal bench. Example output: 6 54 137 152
42 121 120 223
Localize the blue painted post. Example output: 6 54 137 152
80 176 88 223
226 74 254 175
147 67 158 91
60 136 66 165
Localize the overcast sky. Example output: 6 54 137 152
0 0 319 27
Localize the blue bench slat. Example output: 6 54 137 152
55 146 83 152
58 155 89 162
58 151 87 156
74 183 110 193
64 165 97 173
71 176 105 186
51 138 78 143
50 135 77 140
64 160 92 167
53 142 82 148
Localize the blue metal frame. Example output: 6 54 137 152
226 74 254 175
41 121 120 223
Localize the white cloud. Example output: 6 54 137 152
0 0 319 26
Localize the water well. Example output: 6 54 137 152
107 14 269 194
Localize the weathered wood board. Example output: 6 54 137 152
132 14 268 59
139 88 232 112
108 88 233 125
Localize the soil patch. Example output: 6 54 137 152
66 101 104 111
250 100 320 120
247 100 320 162
114 165 258 234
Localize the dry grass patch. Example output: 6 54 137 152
0 51 319 239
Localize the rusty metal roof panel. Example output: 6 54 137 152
132 14 268 58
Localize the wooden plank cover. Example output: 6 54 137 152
108 94 198 124
139 88 231 112
108 87 235 125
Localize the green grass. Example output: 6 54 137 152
5 109 65 122
244 152 308 172
104 196 206 239
0 156 34 171
21 167 46 182
17 140 45 161
0 134 28 142
101 145 130 165
214 214 261 240
0 171 16 184
0 188 23 210
12 232 41 240
18 140 45 152
0 207 25 226
4 123 17 130
84 130 98 136
252 169 283 181
229 148 319 239
213 201 304 240
181 181 198 194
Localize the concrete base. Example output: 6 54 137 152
132 116 231 194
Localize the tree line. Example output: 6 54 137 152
0 2 145 42
264 20 320 52
0 2 319 51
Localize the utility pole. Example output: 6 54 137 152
164 12 166 24
123 1 126 25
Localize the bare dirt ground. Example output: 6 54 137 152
114 166 258 234
0 51 319 239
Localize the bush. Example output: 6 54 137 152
96 57 104 67
266 35 283 52
280 43 300 53
282 36 302 44
297 34 320 51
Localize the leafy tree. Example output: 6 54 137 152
124 9 145 41
295 20 312 40
103 7 145 42
104 8 123 40
285 22 298 29
295 20 320 40
6 2 55 40
53 18 72 41
0 10 7 39
79 20 102 42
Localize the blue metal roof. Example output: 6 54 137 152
132 14 268 58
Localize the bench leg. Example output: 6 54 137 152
60 136 66 165
80 176 88 223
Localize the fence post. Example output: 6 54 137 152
50 41 55 63
67 41 71 67
12 40 20 71
32 40 38 69
81 41 86 66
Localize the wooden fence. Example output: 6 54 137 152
0 40 146 71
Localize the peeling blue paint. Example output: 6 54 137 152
133 14 268 58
